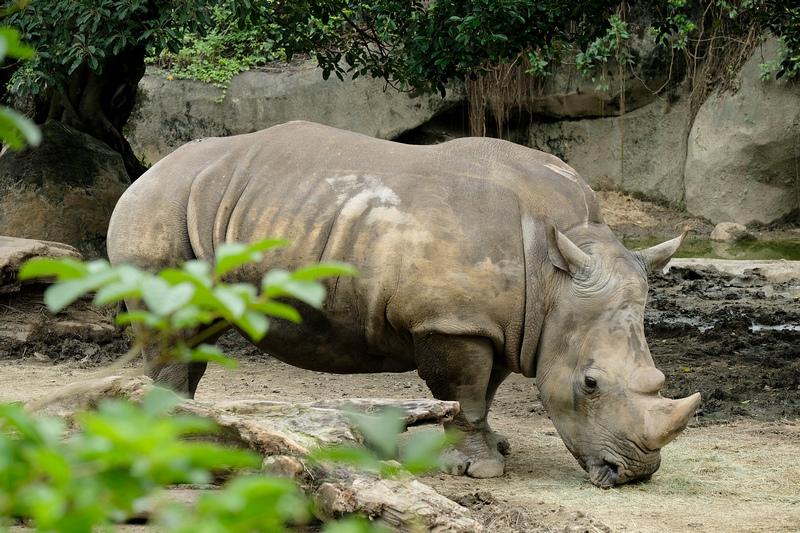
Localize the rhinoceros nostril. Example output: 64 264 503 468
589 460 619 488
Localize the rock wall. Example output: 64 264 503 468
521 37 800 226
126 62 463 162
684 39 800 225
525 93 692 205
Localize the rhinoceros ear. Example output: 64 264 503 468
546 222 591 278
632 228 690 274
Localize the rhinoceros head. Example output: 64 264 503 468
536 225 700 488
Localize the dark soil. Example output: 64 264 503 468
647 265 800 421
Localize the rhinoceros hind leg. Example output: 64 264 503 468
140 319 230 398
145 352 208 398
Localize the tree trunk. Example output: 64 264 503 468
48 45 148 182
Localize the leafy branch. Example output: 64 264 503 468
18 239 358 372
5 240 454 532
0 24 40 149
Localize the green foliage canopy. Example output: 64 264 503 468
5 0 224 97
4 0 648 98
0 24 39 149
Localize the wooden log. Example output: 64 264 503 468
29 377 459 454
315 470 483 533
305 398 460 425
27 375 480 532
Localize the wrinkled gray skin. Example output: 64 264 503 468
107 121 700 487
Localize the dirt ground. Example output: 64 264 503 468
1 192 800 532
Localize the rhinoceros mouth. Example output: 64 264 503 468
588 460 619 488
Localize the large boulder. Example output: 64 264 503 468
126 63 464 162
0 121 130 259
503 33 800 226
682 39 800 225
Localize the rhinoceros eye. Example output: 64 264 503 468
584 376 598 390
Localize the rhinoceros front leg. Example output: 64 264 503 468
484 367 512 456
414 333 505 478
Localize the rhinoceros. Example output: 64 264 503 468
107 121 700 487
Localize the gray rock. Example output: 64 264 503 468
0 235 81 294
126 63 464 163
710 222 756 242
684 38 800 225
0 121 130 259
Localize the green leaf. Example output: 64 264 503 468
141 386 183 417
0 105 42 149
141 278 196 317
18 257 88 281
169 305 215 329
345 408 405 460
0 27 36 60
186 343 238 369
262 270 327 307
67 55 83 75
43 265 117 312
401 429 458 473
234 310 269 341
256 300 302 323
280 280 326 308
92 265 149 305
212 284 247 319
214 239 289 277
115 310 166 329
290 262 359 281
261 269 291 296
93 281 140 306
182 260 213 287
114 310 151 326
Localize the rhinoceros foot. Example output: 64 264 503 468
442 432 505 478
466 455 505 478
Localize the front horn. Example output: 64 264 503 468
642 393 701 450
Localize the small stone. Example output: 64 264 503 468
262 455 305 479
710 222 756 242
32 352 51 364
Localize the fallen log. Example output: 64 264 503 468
26 375 479 532
314 469 482 532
